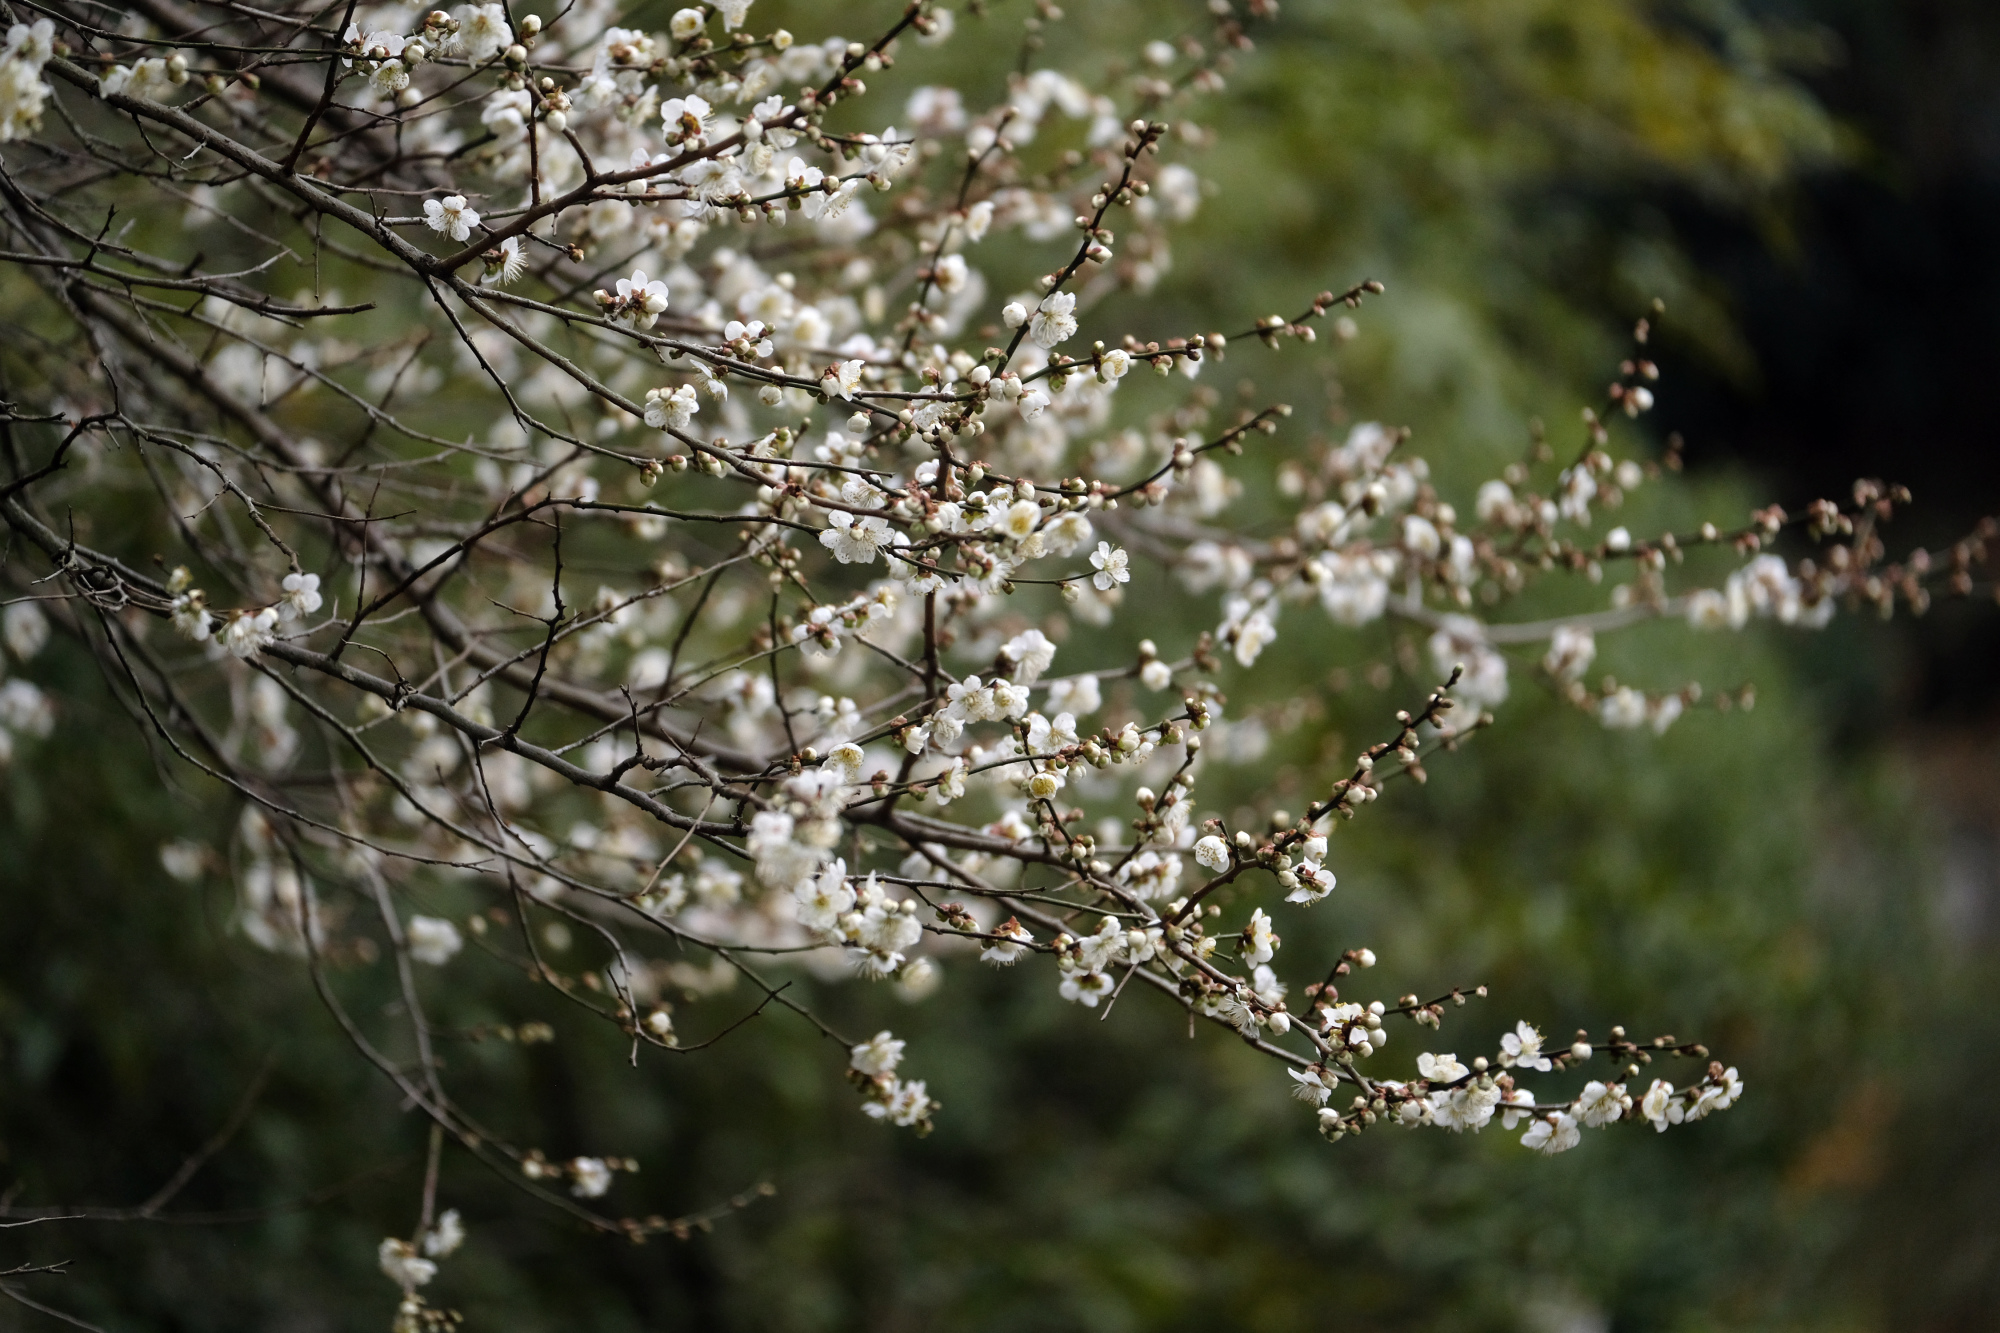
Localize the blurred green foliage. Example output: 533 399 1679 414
1 1 1989 1330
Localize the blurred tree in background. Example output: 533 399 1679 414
0 1 1992 1329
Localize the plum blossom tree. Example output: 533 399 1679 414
0 0 1988 1324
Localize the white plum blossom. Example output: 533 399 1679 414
1285 837 1335 905
279 572 322 621
1575 1080 1630 1127
1521 1111 1581 1155
662 94 713 142
1688 1066 1745 1119
221 608 279 659
1045 675 1102 716
645 384 700 432
1543 624 1596 682
610 269 670 328
861 1078 935 1126
422 195 480 242
1418 1052 1468 1083
3 601 49 660
849 1030 905 1077
932 253 968 294
1193 835 1230 871
1058 969 1113 1007
100 58 183 103
1599 686 1648 730
406 915 463 965
378 1239 437 1290
1288 1066 1334 1106
980 917 1034 965
1001 628 1056 682
569 1156 613 1198
1430 1081 1501 1133
822 359 865 399
1089 542 1129 591
457 4 513 60
1499 1086 1538 1131
820 511 898 564
421 1209 466 1258
1640 1078 1686 1132
1500 1021 1553 1072
1428 620 1508 708
1231 606 1277 667
1239 908 1279 965
793 859 855 933
485 235 528 285
1028 291 1078 348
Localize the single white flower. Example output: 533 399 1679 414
1028 290 1077 348
980 917 1034 965
221 607 279 659
569 1156 613 1198
484 235 528 285
1284 858 1335 905
861 1077 934 1126
1001 628 1056 683
457 4 513 60
2 601 50 660
822 358 865 400
661 94 713 142
1089 541 1129 591
1192 834 1230 871
1417 1052 1467 1083
932 253 968 294
612 268 671 328
1499 1020 1553 1072
378 1238 437 1289
933 757 969 805
1543 624 1596 682
1639 1078 1685 1132
850 1029 905 1076
1232 607 1276 667
279 571 322 621
1288 1067 1333 1106
171 591 212 642
1026 768 1064 801
422 195 480 243
421 1209 466 1258
1599 686 1648 730
793 859 856 932
1240 907 1279 965
820 511 897 564
1575 1079 1629 1127
644 384 700 432
406 915 463 965
1001 300 1027 328
1521 1111 1581 1155
1058 970 1114 1007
